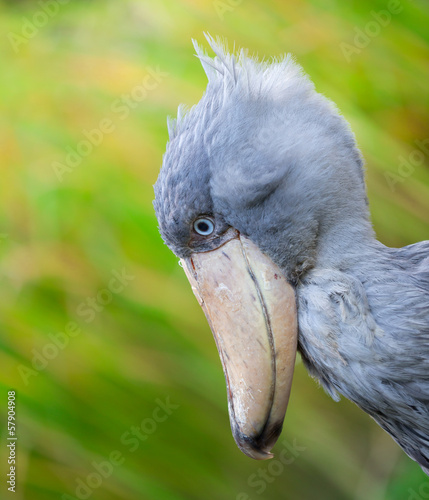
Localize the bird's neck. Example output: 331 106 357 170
296 218 391 404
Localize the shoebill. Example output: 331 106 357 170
153 36 429 474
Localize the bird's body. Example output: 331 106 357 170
154 35 429 473
298 239 429 473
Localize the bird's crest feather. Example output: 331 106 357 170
168 33 312 141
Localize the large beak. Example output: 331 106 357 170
181 234 297 460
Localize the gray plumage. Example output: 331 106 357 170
154 35 429 474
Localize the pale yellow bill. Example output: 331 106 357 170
181 235 297 460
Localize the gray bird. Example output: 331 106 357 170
154 35 429 474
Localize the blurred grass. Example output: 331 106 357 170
0 0 428 499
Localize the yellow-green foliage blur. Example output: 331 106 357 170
0 1 428 499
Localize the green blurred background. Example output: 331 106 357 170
0 0 428 499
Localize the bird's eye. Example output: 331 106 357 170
193 217 214 236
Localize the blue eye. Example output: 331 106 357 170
193 217 214 236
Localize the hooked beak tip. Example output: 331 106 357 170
232 420 284 460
